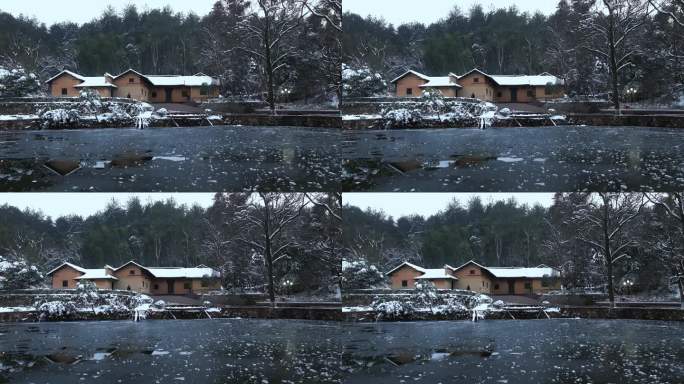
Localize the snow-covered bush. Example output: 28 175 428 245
372 300 415 318
0 65 41 97
341 259 386 289
380 97 499 128
0 256 44 290
40 108 81 128
342 63 387 97
370 285 481 320
34 289 157 320
156 107 169 116
381 108 423 127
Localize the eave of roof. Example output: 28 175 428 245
46 70 86 84
390 70 431 84
46 262 86 276
385 261 426 276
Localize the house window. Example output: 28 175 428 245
470 269 475 275
401 280 408 287
62 280 68 287
154 284 159 290
200 83 209 96
129 78 135 83
182 90 189 98
527 90 534 97
183 282 191 289
473 77 480 83
406 88 413 95
497 91 502 98
542 280 549 287
494 284 499 290
201 280 209 287
61 88 68 96
482 281 485 287
129 270 135 275
524 282 532 289
152 91 157 98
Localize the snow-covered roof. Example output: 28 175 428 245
47 69 219 88
46 262 87 275
390 70 432 83
46 70 86 83
145 267 219 279
114 68 147 80
487 267 560 279
74 269 118 280
145 75 218 87
385 261 426 276
490 75 563 87
419 76 462 88
74 77 118 88
452 260 490 273
415 269 458 280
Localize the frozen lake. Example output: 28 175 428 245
0 126 344 192
341 126 684 191
341 319 684 384
0 319 344 383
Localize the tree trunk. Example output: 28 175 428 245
603 200 615 307
263 200 275 305
263 14 276 114
606 5 621 113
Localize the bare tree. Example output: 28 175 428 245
236 0 308 112
645 192 684 308
581 0 651 112
571 193 646 306
648 0 684 26
231 193 307 303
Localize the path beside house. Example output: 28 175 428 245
151 103 206 114
152 295 204 306
490 295 542 305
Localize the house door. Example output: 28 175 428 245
165 88 173 103
167 280 175 294
510 87 518 102
508 279 515 294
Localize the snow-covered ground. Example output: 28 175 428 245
0 306 35 313
0 114 39 121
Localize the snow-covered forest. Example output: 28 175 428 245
0 193 341 298
343 193 684 305
0 0 341 103
343 0 684 106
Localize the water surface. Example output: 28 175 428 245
341 319 684 383
0 319 343 383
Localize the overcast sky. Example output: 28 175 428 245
344 0 558 25
0 193 215 219
344 193 554 218
0 0 217 25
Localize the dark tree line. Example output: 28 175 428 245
0 193 341 298
0 0 340 102
343 193 684 305
343 0 684 104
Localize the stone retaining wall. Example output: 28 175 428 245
343 117 563 130
0 114 342 131
567 113 684 128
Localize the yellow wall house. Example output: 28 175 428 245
386 260 561 295
391 68 565 102
46 69 220 102
46 260 222 294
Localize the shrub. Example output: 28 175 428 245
342 64 387 97
0 256 44 290
342 259 386 289
0 65 41 97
